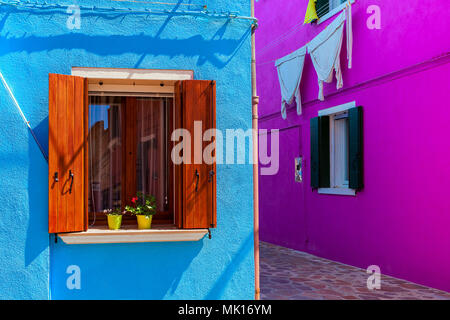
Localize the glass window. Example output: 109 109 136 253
88 96 173 225
333 114 349 188
136 98 170 213
316 0 346 19
88 96 123 214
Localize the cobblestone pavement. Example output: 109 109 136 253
260 241 450 300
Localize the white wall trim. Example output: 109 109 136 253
58 226 208 244
318 101 355 116
317 100 357 196
318 0 355 25
88 83 175 95
72 67 194 81
318 188 356 196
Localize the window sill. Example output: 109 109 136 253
57 225 208 244
317 0 355 25
318 187 356 196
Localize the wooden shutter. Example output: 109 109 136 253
310 116 330 188
174 80 217 229
48 74 88 233
349 106 363 190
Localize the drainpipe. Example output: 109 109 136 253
250 0 260 301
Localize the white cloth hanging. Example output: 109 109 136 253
346 0 353 69
275 46 306 119
307 2 353 101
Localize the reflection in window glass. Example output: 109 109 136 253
136 98 169 212
88 96 123 213
334 117 349 187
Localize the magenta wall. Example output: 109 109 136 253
256 0 450 292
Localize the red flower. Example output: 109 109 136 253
131 197 138 204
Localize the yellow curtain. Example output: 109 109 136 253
304 0 319 24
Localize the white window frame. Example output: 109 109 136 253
318 101 356 196
318 0 355 25
71 67 193 95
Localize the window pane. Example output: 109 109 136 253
317 0 346 18
88 96 123 213
136 98 170 212
334 117 349 186
316 0 329 17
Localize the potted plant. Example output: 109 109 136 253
125 192 157 229
104 208 124 230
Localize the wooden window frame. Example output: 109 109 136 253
74 68 194 228
49 69 217 242
87 96 174 226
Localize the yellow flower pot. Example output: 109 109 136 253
136 215 153 229
107 215 122 230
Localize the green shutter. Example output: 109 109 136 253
318 116 330 188
349 106 363 190
310 116 330 189
310 117 320 188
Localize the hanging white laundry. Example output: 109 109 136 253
275 46 306 119
307 5 352 101
346 0 353 69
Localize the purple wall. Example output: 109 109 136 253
256 0 450 292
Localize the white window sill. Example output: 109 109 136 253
318 187 356 196
58 225 208 244
318 0 355 25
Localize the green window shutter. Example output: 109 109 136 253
318 116 330 188
310 116 330 189
310 117 320 188
349 106 363 190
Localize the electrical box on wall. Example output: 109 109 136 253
295 157 302 182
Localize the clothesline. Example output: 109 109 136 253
257 2 352 65
109 0 205 6
256 2 332 56
0 0 257 23
274 2 353 119
259 0 357 57
0 70 48 162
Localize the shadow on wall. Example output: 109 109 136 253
0 7 251 69
25 119 49 267
50 240 203 299
205 232 254 299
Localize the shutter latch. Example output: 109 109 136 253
208 170 215 182
194 169 199 192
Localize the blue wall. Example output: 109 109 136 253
0 0 254 299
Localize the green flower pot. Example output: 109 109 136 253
136 215 153 229
107 215 122 230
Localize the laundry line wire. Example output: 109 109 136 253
108 0 205 7
256 2 341 57
0 70 48 162
257 2 352 65
257 20 306 56
0 0 257 23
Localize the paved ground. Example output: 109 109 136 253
260 241 450 300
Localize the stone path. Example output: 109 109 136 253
260 241 450 300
